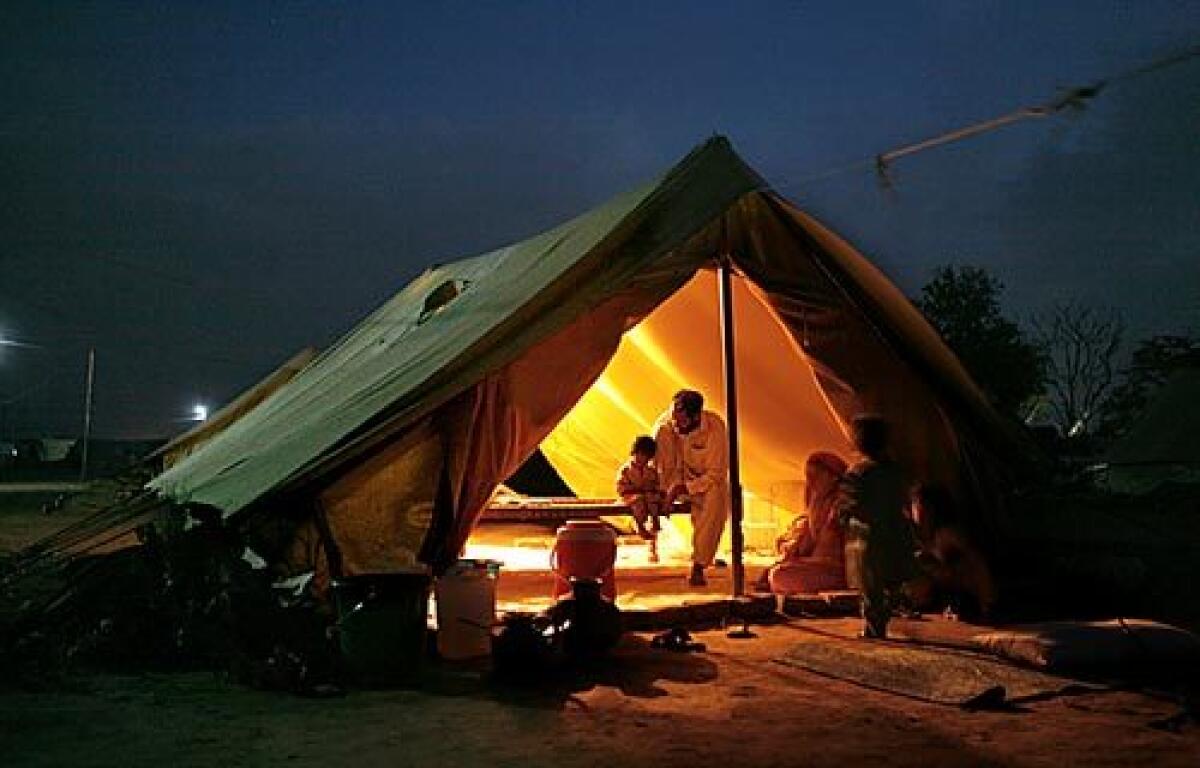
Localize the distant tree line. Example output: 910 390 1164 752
913 264 1199 455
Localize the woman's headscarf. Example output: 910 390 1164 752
804 451 848 528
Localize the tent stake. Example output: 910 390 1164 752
718 257 745 598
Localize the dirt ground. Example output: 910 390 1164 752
3 620 1197 768
4 493 1200 766
0 491 67 554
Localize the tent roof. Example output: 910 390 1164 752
150 137 764 512
1105 367 1200 466
150 347 318 464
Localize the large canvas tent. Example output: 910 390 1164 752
150 137 1025 586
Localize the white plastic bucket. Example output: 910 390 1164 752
435 559 501 660
844 538 866 591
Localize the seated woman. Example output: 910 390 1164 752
754 451 849 594
908 484 997 620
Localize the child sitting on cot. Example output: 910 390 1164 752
616 435 664 562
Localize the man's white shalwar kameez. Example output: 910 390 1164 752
654 410 729 567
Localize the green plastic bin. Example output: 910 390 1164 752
331 571 431 685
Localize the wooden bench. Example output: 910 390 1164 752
481 497 688 523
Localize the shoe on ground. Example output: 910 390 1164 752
652 627 707 653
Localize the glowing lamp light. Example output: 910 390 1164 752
0 334 36 348
192 404 209 422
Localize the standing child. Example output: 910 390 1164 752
616 435 664 562
836 415 916 639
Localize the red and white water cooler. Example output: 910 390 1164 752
550 520 617 600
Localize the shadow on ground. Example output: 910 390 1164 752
411 634 718 711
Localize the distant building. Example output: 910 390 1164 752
1099 366 1200 494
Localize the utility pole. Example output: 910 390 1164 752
80 347 95 483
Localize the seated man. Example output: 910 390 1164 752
754 451 849 594
655 389 729 587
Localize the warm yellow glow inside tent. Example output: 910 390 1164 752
539 269 854 555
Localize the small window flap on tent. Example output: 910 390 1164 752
419 279 470 324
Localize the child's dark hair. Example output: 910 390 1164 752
851 414 889 459
632 435 657 457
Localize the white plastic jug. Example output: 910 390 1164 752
843 538 866 591
435 559 500 660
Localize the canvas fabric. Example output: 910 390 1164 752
150 137 1027 577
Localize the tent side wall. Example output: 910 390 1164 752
694 194 966 506
737 193 1030 539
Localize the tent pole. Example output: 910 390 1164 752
718 257 745 598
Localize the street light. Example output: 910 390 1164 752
0 335 40 349
192 404 209 422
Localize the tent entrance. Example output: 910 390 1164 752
463 268 853 611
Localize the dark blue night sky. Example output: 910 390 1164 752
2 1 1198 438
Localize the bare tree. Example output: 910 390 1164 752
1031 303 1124 438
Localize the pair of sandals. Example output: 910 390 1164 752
651 627 706 653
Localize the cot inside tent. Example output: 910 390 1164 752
534 268 852 558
